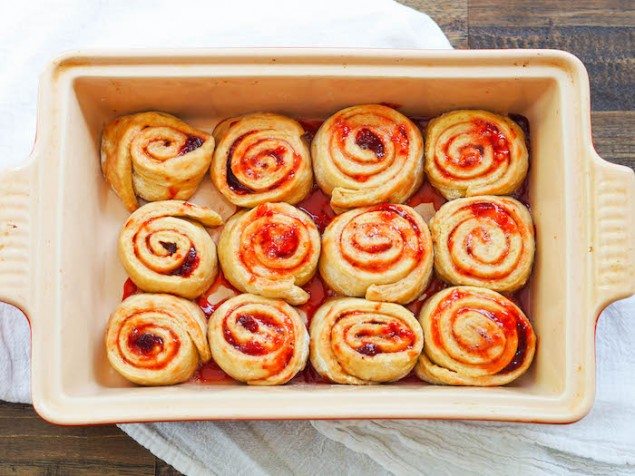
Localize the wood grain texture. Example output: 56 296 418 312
0 401 155 475
469 0 635 27
592 111 634 169
468 0 634 111
0 2 631 474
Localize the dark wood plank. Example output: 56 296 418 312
398 0 468 48
468 0 633 170
0 401 155 475
468 0 634 111
469 26 633 111
592 111 635 169
469 0 634 27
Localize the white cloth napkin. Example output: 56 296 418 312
1 1 633 474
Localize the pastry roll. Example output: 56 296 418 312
312 104 424 213
310 298 423 384
210 113 313 207
430 196 534 292
320 203 433 304
101 111 214 211
416 286 536 386
218 202 320 305
119 200 223 299
207 294 309 385
425 110 528 200
106 293 211 386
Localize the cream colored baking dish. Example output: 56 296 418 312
0 49 633 424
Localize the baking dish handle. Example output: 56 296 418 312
0 161 36 319
591 154 635 314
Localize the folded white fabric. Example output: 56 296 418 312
1 1 633 475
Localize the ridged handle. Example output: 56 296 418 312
0 163 35 317
592 156 635 314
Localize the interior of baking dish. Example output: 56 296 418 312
21 50 616 423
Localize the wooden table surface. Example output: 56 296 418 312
1 1 632 474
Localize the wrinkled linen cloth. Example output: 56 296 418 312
1 0 633 474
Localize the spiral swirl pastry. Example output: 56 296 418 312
320 203 433 304
310 298 423 384
210 113 313 207
424 110 528 200
415 286 536 386
101 111 214 211
119 200 223 299
106 293 211 386
430 196 534 292
218 202 320 305
312 104 424 213
207 294 309 385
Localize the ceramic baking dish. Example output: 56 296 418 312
0 49 633 425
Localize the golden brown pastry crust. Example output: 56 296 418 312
101 111 214 211
429 196 534 292
118 200 223 299
309 298 424 384
415 286 536 386
207 294 309 385
210 113 313 207
218 203 320 305
312 104 424 213
319 204 433 304
424 110 528 200
105 293 211 386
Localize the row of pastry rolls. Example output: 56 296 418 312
212 106 528 211
101 107 529 214
106 285 535 387
106 291 309 386
205 286 535 386
116 199 322 305
216 195 535 304
216 200 434 306
101 111 313 212
116 194 535 303
209 106 424 213
310 288 535 386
